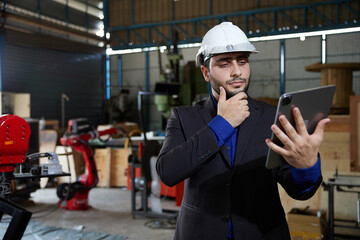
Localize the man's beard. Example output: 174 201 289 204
210 74 250 99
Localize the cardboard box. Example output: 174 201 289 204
287 208 327 240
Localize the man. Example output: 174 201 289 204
156 22 328 240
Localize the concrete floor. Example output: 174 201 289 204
20 187 179 240
16 187 360 240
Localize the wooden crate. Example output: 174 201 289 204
320 115 351 172
94 148 112 187
110 148 129 187
288 208 326 240
94 148 129 188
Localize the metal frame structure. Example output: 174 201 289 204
0 0 104 45
105 0 360 51
323 175 360 240
0 197 32 240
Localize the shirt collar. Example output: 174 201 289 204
210 92 218 108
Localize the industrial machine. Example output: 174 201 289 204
323 172 360 239
0 114 31 179
128 92 178 222
0 114 117 238
0 114 32 240
57 118 116 210
0 114 69 240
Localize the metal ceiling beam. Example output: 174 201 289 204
0 1 105 45
51 0 102 19
107 0 360 50
4 12 104 43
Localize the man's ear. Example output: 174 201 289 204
201 65 210 83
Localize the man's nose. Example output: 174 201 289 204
230 62 242 77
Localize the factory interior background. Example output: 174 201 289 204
0 0 360 239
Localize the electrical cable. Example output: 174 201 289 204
144 218 177 229
0 176 12 197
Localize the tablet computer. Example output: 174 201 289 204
265 85 336 169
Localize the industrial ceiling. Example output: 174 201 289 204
0 0 359 50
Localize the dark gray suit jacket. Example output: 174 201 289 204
156 96 322 240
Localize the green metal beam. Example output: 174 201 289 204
107 0 360 50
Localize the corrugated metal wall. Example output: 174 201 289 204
119 30 360 131
284 36 322 92
108 0 360 48
2 29 105 125
327 32 360 95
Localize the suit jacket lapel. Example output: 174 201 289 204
234 97 261 165
198 96 216 124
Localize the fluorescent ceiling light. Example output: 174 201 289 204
106 48 142 55
96 30 104 37
249 26 360 42
322 34 327 64
106 27 360 55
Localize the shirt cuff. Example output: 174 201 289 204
208 115 236 147
291 154 321 191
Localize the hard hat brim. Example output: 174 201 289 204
196 42 259 66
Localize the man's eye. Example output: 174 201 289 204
238 60 247 65
219 63 229 67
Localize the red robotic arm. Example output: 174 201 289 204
58 119 116 210
60 127 116 187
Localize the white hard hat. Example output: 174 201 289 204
196 22 258 66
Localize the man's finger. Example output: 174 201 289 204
219 86 226 104
292 107 307 135
313 118 331 136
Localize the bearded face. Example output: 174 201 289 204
201 52 251 100
209 72 250 99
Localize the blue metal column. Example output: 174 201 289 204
105 55 110 99
37 0 41 18
103 0 110 101
280 39 285 95
85 0 89 33
145 51 150 131
103 0 109 33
